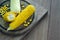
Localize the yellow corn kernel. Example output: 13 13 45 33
30 19 32 21
24 21 27 23
27 22 30 24
24 24 28 27
3 12 16 22
6 4 9 6
22 5 25 8
7 5 35 30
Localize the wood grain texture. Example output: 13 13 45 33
48 0 60 40
23 14 48 40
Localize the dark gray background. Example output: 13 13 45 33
48 0 60 40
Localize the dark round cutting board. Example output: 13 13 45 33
0 0 35 36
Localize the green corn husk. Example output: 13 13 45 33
10 0 21 13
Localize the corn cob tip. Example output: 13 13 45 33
28 5 35 11
7 28 10 31
7 27 13 31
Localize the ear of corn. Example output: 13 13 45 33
3 12 16 22
7 5 35 30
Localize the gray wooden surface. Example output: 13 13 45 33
0 0 48 40
23 14 48 40
48 0 60 40
23 0 48 40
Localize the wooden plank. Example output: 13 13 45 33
48 0 60 40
